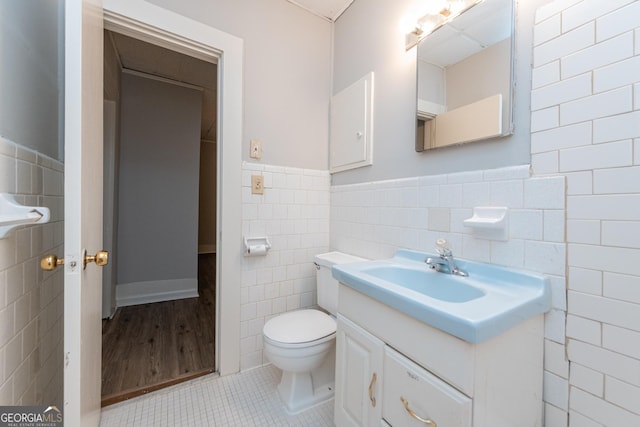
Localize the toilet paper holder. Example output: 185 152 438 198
243 236 272 257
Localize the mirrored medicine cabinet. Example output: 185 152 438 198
415 0 515 151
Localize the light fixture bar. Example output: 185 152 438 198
406 0 484 50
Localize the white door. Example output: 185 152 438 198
63 0 104 425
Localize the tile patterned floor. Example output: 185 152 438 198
100 365 335 426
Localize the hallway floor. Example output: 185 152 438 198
99 364 335 426
101 254 216 405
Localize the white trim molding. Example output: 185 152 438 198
103 0 244 376
116 278 199 307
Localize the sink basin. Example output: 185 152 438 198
361 266 485 303
332 249 551 343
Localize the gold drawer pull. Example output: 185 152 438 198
400 396 436 426
368 372 377 407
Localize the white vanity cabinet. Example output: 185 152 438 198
335 315 384 427
383 346 472 427
335 285 545 427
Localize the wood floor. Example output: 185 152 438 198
101 253 216 406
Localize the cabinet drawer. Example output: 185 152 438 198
382 347 472 427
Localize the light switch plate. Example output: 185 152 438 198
251 175 264 195
250 139 262 159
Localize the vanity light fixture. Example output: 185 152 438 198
405 0 484 50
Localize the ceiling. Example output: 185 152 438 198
287 0 354 21
417 0 512 68
108 31 218 142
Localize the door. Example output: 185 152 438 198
335 314 384 427
63 0 104 425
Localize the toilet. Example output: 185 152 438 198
263 251 364 414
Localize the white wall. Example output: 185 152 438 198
417 61 445 108
332 0 548 185
0 1 64 406
532 1 640 425
116 72 202 305
446 38 512 129
146 0 332 171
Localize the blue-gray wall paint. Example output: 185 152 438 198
117 72 201 285
332 0 550 185
0 0 63 160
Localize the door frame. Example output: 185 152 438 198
103 0 243 376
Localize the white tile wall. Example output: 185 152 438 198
531 73 591 111
533 21 594 67
533 0 640 424
561 0 621 32
240 162 330 370
0 137 64 406
570 363 604 397
570 387 639 426
330 164 567 415
596 0 640 41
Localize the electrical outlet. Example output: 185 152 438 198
250 139 262 159
251 175 264 195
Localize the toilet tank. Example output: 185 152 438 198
315 252 365 315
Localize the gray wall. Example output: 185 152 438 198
117 72 201 285
0 0 65 406
198 140 217 251
103 32 122 317
0 0 63 160
147 0 332 171
332 0 548 185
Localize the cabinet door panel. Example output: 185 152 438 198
335 315 384 427
383 347 472 427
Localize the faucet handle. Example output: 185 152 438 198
436 238 452 256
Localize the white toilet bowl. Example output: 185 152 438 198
262 252 365 414
263 309 336 414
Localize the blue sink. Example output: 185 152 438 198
361 265 485 303
332 249 551 343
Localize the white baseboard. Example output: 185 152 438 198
116 278 198 307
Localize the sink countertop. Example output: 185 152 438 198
332 249 551 343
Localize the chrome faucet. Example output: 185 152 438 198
424 239 468 277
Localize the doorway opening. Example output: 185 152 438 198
100 30 218 405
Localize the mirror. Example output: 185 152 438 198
415 0 514 151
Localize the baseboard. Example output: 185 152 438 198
198 243 217 254
116 278 199 307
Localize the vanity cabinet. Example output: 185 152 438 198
383 346 472 427
335 315 384 427
335 284 545 427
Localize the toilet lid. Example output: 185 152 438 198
263 309 336 344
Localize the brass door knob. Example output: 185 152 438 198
40 250 109 271
40 254 64 271
83 250 109 269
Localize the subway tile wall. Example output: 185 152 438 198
330 165 568 419
0 137 64 406
240 162 330 370
532 1 640 425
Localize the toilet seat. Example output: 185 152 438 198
263 309 336 345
